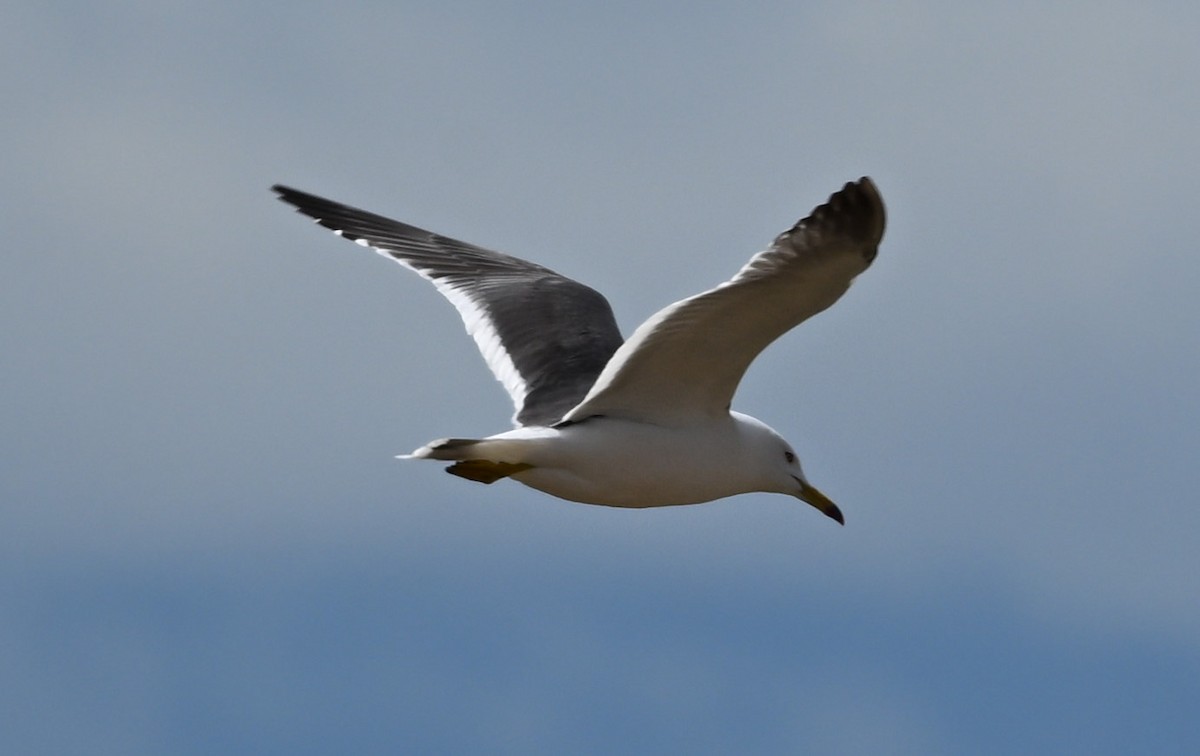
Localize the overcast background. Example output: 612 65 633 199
4 2 1198 754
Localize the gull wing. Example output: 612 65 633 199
562 177 885 426
274 186 624 427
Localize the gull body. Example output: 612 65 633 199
274 178 886 523
414 412 813 509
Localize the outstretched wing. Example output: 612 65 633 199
563 177 885 426
274 185 624 427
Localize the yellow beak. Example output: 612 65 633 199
798 480 844 525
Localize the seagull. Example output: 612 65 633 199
274 177 885 523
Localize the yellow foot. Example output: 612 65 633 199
445 460 534 484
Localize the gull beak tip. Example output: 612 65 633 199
827 504 845 526
798 480 845 525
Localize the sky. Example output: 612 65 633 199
3 1 1199 753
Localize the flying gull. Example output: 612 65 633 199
273 178 885 523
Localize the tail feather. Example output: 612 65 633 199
401 437 485 461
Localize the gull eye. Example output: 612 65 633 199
784 450 796 464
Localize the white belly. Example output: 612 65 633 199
500 416 767 508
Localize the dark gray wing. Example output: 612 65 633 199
273 185 624 426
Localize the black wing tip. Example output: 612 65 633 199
833 176 886 239
849 176 882 213
270 183 302 202
270 185 376 239
271 184 332 216
790 176 887 259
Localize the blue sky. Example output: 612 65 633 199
4 2 1198 753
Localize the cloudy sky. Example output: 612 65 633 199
4 2 1198 753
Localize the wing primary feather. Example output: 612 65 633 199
273 185 624 426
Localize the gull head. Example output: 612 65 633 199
737 413 844 525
